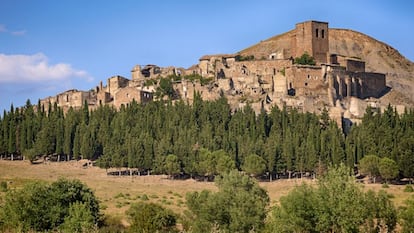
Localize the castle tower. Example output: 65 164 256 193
293 21 329 64
131 65 143 80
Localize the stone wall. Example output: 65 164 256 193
345 59 365 72
40 89 96 113
114 86 141 108
286 65 327 96
107 76 129 96
358 72 386 98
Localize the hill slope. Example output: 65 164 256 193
240 28 414 107
329 29 414 106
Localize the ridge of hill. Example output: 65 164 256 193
240 27 414 106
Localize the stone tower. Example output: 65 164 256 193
131 65 143 80
292 20 329 64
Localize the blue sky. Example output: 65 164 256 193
1 0 413 113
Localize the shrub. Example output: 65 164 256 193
1 179 100 232
127 202 177 233
185 171 269 233
60 202 96 233
114 192 125 199
173 193 182 198
404 185 414 193
235 54 255 61
0 181 7 192
400 196 414 233
100 204 108 210
99 215 126 233
141 194 149 201
294 52 316 65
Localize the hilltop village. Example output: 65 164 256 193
40 21 389 127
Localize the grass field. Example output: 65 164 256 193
0 160 413 226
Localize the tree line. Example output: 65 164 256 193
0 95 413 180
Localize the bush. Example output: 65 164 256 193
114 192 125 199
294 52 316 65
141 194 149 201
235 54 255 61
60 202 96 233
0 181 7 192
100 204 108 210
382 183 390 188
185 171 269 233
127 202 177 233
404 185 414 193
99 215 126 233
400 196 414 233
0 179 101 232
266 165 397 233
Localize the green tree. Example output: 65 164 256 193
164 154 181 179
156 78 175 99
379 157 399 183
197 148 217 179
242 154 266 177
214 149 236 175
60 202 96 233
185 171 269 233
22 148 37 163
0 179 100 232
359 154 380 183
316 164 367 232
266 165 397 233
362 190 397 232
126 202 177 233
294 52 316 65
400 196 414 233
266 183 318 233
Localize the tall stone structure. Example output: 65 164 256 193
292 21 329 64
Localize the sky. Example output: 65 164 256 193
1 0 413 113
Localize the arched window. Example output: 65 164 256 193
316 29 319 38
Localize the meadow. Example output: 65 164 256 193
0 160 411 226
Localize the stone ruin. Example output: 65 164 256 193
40 21 388 128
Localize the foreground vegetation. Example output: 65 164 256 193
0 179 101 232
1 165 414 232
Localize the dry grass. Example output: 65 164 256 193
0 160 412 224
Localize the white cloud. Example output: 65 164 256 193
11 30 26 36
0 53 93 83
0 24 7 32
0 23 25 36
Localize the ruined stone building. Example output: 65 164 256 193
190 21 386 119
40 20 387 125
40 89 96 112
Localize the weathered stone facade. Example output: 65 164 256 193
292 21 329 64
40 89 96 112
40 20 388 126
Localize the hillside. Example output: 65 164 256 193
240 28 414 107
329 29 414 106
